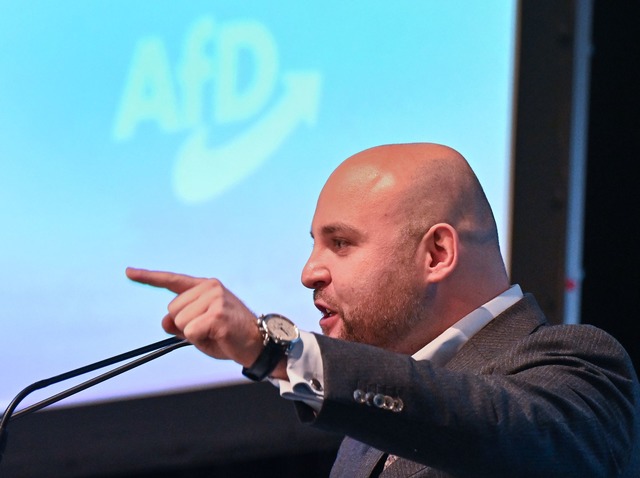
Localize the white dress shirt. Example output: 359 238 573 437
272 285 524 410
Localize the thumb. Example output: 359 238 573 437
125 267 205 294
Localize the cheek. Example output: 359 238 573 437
345 254 379 283
331 245 403 302
328 252 364 284
337 258 387 304
333 274 362 304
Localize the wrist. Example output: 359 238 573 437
270 358 289 381
242 314 299 382
242 320 266 368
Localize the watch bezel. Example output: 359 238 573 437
261 313 300 349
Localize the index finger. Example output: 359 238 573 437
126 267 205 294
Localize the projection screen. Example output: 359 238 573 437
0 1 518 410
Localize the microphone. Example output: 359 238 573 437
0 336 191 466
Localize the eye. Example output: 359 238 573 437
332 238 350 250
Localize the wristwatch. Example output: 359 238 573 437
242 313 300 382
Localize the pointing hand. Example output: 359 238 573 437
125 267 263 368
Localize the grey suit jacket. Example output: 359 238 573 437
295 294 640 477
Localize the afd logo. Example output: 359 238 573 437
112 15 322 203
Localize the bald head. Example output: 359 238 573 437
325 143 502 252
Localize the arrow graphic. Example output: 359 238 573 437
173 71 322 203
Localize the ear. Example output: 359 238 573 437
418 223 459 283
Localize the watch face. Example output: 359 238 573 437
264 314 299 342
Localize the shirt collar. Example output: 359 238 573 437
412 284 523 366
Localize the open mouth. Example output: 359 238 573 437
314 299 339 327
318 305 336 319
313 292 340 331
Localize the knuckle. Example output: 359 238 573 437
214 322 232 340
203 277 223 289
167 299 180 317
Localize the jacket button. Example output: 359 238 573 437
392 398 404 412
373 393 386 408
353 389 366 403
365 392 375 405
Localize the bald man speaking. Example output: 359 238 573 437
127 143 640 477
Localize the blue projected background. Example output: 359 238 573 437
0 1 517 409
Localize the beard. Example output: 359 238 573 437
316 265 427 350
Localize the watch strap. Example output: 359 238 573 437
242 339 287 382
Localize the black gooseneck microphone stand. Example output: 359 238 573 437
0 336 191 468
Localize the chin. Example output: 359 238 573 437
324 324 345 340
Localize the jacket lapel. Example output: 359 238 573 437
380 457 428 477
331 436 386 478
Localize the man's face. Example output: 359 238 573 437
301 162 427 350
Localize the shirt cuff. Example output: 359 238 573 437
269 330 324 411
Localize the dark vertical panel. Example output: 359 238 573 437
582 1 640 370
510 0 576 324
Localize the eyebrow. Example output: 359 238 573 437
310 222 363 239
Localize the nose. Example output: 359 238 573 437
301 250 330 290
